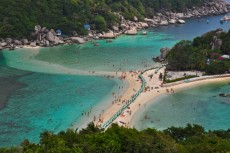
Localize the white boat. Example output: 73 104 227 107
142 31 147 35
220 15 230 22
177 19 185 24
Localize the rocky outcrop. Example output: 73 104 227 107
70 37 85 44
210 36 223 50
0 42 7 47
0 0 229 51
126 28 137 35
153 47 171 62
5 38 12 44
30 42 36 47
160 47 171 59
99 31 117 39
159 20 169 26
139 22 148 28
169 19 176 24
14 40 21 45
46 32 55 42
112 26 119 32
22 39 29 45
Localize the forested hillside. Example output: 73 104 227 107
166 29 230 74
0 0 208 38
1 123 230 152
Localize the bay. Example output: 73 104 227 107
0 13 230 146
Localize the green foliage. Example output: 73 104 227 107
164 75 197 83
167 30 230 74
93 15 107 32
1 123 230 152
205 62 228 74
0 0 209 38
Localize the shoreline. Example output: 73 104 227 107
100 67 230 129
129 77 230 129
1 7 230 51
71 76 130 130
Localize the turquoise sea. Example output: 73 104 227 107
0 14 230 146
131 81 230 131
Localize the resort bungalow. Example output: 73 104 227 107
221 55 230 59
84 24 90 30
56 29 62 36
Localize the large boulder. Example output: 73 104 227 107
40 27 47 33
210 36 222 50
160 47 171 59
44 40 50 46
5 38 12 44
46 32 55 42
50 29 57 36
175 13 184 18
30 42 37 47
35 25 41 32
14 40 22 45
112 26 119 31
139 22 148 28
126 28 137 35
71 37 85 44
22 39 29 45
144 18 156 24
159 20 169 26
0 42 7 47
168 19 176 24
99 31 116 39
53 36 64 45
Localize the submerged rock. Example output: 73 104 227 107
219 93 230 97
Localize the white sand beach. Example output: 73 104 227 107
97 67 230 129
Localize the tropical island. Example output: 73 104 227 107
0 0 230 152
0 0 230 50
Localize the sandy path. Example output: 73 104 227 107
102 68 230 128
93 71 142 127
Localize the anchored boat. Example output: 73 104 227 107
220 15 230 22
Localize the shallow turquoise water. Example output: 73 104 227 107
0 14 230 147
131 81 230 131
0 71 123 146
3 32 175 73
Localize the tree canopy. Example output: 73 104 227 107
0 123 230 153
166 29 230 74
0 0 208 38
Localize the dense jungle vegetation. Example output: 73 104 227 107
0 0 208 38
166 29 230 74
0 123 230 153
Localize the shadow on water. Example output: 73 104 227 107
0 51 32 110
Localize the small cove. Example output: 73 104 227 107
0 13 230 146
